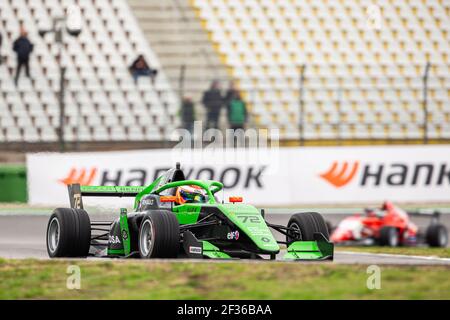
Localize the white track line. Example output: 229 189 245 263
339 251 450 263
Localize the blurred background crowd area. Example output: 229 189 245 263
0 0 449 159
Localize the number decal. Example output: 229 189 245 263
237 215 261 223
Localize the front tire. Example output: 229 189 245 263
46 208 91 257
379 226 399 247
426 224 448 247
286 212 329 245
139 210 180 258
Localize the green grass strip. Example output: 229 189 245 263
0 258 448 299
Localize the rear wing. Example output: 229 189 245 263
407 210 444 224
68 184 145 209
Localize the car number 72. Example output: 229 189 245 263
237 215 261 223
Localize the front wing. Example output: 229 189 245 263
183 230 334 261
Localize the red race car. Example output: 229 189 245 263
329 201 448 247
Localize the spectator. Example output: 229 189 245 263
13 28 34 86
180 96 195 133
202 80 223 130
224 81 239 106
227 89 247 130
129 54 157 84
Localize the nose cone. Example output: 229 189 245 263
330 228 352 243
218 204 279 253
330 230 341 242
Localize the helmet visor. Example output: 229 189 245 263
179 188 206 203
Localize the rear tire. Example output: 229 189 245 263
286 212 329 245
379 226 399 247
426 224 448 247
139 210 180 258
46 208 91 257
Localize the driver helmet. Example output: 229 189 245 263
175 185 206 204
381 201 394 211
364 208 376 217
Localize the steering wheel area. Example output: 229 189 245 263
154 179 224 204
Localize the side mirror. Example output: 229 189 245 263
229 196 243 203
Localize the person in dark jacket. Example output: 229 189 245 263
202 80 223 130
129 54 157 84
13 28 34 85
180 97 195 133
227 89 247 130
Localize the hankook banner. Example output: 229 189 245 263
27 145 450 206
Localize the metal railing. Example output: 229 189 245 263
174 61 447 143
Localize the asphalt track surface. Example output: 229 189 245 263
0 211 449 265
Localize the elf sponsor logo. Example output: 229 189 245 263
108 235 121 244
59 166 266 189
227 230 240 240
320 162 450 188
189 246 202 254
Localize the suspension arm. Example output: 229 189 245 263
266 221 300 238
179 220 221 231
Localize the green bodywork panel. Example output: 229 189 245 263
173 204 201 224
106 209 131 257
119 208 131 256
172 202 279 253
107 248 124 255
202 241 231 259
216 203 279 253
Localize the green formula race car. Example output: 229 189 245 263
46 163 333 261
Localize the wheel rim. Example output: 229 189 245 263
47 217 60 253
288 222 302 242
389 229 398 247
439 229 448 247
140 219 154 257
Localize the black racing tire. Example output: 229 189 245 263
138 210 180 258
286 212 329 245
379 226 399 247
426 224 448 248
46 208 91 258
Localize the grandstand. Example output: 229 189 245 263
0 0 449 149
128 0 229 106
191 0 450 140
0 0 179 144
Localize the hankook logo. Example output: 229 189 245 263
319 161 359 187
59 168 97 186
320 161 450 188
58 166 266 189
